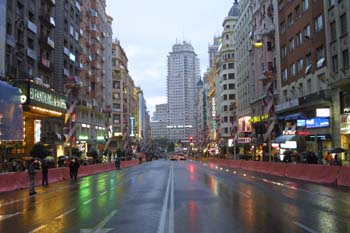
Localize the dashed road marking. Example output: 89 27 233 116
293 221 318 233
29 225 47 233
54 208 76 219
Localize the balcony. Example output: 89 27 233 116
63 68 70 77
6 35 16 47
40 35 55 49
39 57 52 72
64 47 70 56
27 20 37 34
75 1 81 12
26 48 37 60
39 14 55 28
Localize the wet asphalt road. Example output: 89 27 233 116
0 160 349 233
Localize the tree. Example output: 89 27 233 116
167 142 175 152
30 143 50 159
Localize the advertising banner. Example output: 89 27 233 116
0 81 23 141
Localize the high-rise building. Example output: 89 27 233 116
324 0 350 162
151 104 168 139
274 0 330 160
167 41 200 141
4 0 67 158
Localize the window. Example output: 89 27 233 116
295 5 300 19
223 84 227 90
281 46 287 58
340 14 347 36
332 55 338 73
307 79 312 94
328 0 335 7
267 41 273 51
317 46 325 61
223 64 227 70
288 13 293 27
280 22 286 33
278 0 284 11
296 32 303 47
330 21 336 41
228 63 234 69
290 63 296 76
302 0 309 12
306 53 312 66
343 50 349 70
282 68 288 81
229 94 235 100
315 15 323 32
229 84 235 90
297 58 304 73
289 38 295 52
228 73 235 79
304 24 311 39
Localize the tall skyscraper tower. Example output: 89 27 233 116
167 41 200 141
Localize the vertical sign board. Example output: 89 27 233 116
130 116 135 137
0 0 6 78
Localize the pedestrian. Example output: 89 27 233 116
73 159 80 180
115 157 121 169
139 156 142 164
325 152 332 165
69 160 74 179
41 160 49 186
27 159 37 195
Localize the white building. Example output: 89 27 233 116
167 41 200 141
234 0 254 118
151 104 168 139
216 1 240 147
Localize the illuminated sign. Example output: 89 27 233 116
238 116 252 132
130 116 135 137
305 118 330 129
281 140 297 149
34 120 41 143
340 114 350 134
316 108 330 117
251 114 269 123
29 87 66 110
297 119 306 127
78 135 88 141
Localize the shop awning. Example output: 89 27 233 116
282 112 304 120
272 135 299 143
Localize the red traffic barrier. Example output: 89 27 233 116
337 166 350 187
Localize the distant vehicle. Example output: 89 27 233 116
178 155 186 160
170 155 178 161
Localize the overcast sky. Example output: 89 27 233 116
106 0 235 116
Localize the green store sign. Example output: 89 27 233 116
29 87 66 110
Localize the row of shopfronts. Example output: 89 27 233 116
0 80 108 164
217 89 350 164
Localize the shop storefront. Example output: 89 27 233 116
15 80 66 159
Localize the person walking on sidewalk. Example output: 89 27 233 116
73 159 80 180
27 159 37 195
41 160 49 186
115 157 121 169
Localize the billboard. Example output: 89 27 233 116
238 116 252 132
305 118 330 129
0 0 6 78
0 81 23 141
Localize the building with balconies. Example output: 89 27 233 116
216 1 239 156
274 0 331 161
324 0 350 163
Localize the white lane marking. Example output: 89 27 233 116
83 198 95 205
0 199 25 207
293 221 318 233
29 225 47 233
0 212 21 221
157 166 172 233
169 165 175 233
99 191 107 196
54 208 76 219
80 209 118 233
239 192 250 199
